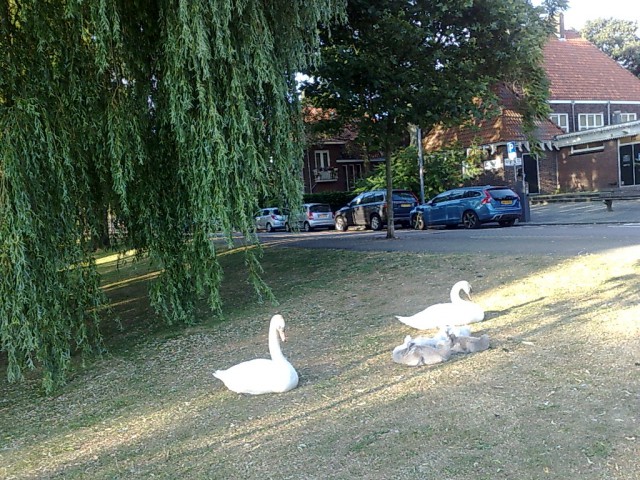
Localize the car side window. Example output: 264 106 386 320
371 193 384 203
464 191 481 198
448 190 464 201
431 193 450 205
358 193 372 204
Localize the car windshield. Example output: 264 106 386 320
488 188 518 200
310 204 332 213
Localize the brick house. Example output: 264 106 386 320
422 83 564 195
302 16 640 195
301 105 387 194
302 123 384 194
543 22 640 191
423 17 640 194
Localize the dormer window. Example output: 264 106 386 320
619 113 637 123
549 113 569 132
578 113 604 131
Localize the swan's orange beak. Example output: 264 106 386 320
279 329 287 342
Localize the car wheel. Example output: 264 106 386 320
370 214 383 231
499 219 516 227
304 222 312 232
335 216 348 232
413 213 426 230
462 211 481 229
266 223 273 232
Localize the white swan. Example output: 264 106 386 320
213 314 299 395
392 335 452 366
395 281 485 330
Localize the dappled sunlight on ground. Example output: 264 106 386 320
2 246 639 479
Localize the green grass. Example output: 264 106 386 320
1 244 639 479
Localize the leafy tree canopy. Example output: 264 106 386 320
1 0 343 392
355 145 481 202
582 18 640 77
302 0 566 236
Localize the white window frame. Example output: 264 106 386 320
620 113 637 123
578 113 604 131
549 113 569 132
570 141 604 155
314 150 330 170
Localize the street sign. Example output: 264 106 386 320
507 142 517 161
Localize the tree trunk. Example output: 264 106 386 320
384 138 395 239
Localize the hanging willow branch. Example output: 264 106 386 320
0 0 344 392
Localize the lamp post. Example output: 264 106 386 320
417 127 425 204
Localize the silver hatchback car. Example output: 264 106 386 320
255 207 290 232
294 203 335 232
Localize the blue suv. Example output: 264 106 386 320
410 186 522 229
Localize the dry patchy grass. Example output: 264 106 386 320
1 245 639 479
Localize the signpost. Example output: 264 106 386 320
507 142 530 222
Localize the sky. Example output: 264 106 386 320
546 0 640 30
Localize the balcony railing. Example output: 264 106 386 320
314 168 338 182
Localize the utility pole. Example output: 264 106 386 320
417 127 425 204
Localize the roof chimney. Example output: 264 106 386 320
557 13 565 40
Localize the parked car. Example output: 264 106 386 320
255 207 290 232
410 186 522 230
293 203 335 231
334 189 419 231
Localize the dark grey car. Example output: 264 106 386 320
334 189 419 231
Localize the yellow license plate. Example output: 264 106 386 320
500 200 513 205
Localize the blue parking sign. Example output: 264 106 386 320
507 142 517 160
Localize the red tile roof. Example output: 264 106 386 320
543 30 640 101
423 84 564 151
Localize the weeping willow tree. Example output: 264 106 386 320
0 0 343 392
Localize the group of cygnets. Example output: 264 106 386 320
213 280 489 395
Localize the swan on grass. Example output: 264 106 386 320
395 281 485 330
213 314 299 395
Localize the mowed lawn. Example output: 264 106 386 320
1 242 639 479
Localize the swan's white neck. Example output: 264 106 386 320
268 324 286 361
451 282 471 303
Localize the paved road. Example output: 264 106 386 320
261 224 639 256
255 199 640 257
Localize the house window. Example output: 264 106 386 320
344 164 363 191
620 113 637 123
549 113 569 132
578 113 604 131
571 141 604 155
314 150 330 170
